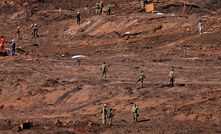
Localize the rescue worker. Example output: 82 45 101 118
100 62 108 79
197 20 203 34
96 3 100 15
31 24 34 36
76 11 81 25
107 4 111 15
106 108 114 126
0 36 5 56
137 70 145 88
140 0 145 9
101 104 108 125
168 68 175 87
10 39 16 56
99 1 104 15
131 104 139 123
33 24 38 37
16 27 21 39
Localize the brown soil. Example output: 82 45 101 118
0 0 220 133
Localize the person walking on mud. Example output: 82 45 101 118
168 68 175 87
106 4 111 15
106 107 114 126
100 62 108 79
136 70 145 88
131 104 139 123
10 39 16 56
31 24 34 36
16 27 21 40
101 104 108 125
32 24 38 37
99 1 104 15
197 20 203 34
96 3 100 15
76 11 81 25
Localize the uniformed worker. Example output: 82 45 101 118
76 11 81 25
31 24 34 36
100 62 108 79
10 39 16 56
107 4 111 15
137 70 145 88
131 104 139 123
197 20 203 34
168 68 175 87
16 27 21 39
33 24 38 37
101 104 108 125
99 1 104 15
96 3 100 15
107 108 114 125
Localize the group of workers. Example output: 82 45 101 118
0 23 39 57
76 1 112 25
99 62 175 125
101 103 139 125
0 36 16 56
17 24 39 39
100 62 175 88
96 1 111 15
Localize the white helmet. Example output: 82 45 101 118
12 39 15 42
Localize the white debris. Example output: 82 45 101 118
125 32 130 35
72 55 87 59
157 12 164 15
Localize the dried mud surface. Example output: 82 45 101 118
0 0 220 133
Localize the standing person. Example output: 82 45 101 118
33 24 39 37
168 68 175 87
10 39 16 56
100 62 108 79
31 24 34 37
32 24 38 37
131 104 139 123
101 104 108 125
106 4 111 15
106 108 114 126
197 20 203 34
16 27 21 40
137 70 145 88
0 36 5 56
99 1 104 15
96 3 100 15
76 11 81 25
140 0 145 9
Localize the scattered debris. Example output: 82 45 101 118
72 55 87 59
17 120 33 132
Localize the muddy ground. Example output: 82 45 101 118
0 0 220 133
